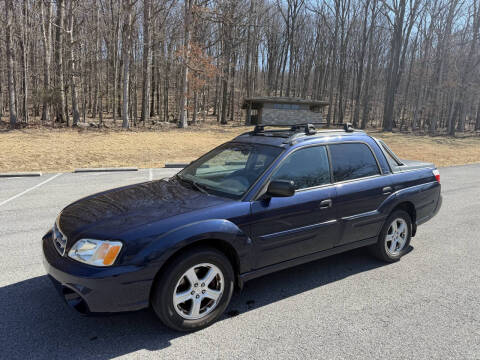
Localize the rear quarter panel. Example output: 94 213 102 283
382 168 441 224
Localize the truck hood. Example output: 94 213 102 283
57 178 230 239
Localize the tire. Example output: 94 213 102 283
151 246 234 332
371 210 412 262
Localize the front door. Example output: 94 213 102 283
250 145 340 269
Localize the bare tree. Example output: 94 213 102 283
41 0 53 122
68 0 80 125
55 0 67 124
5 0 17 127
0 0 478 137
140 0 151 124
20 0 29 123
121 0 135 129
178 0 193 128
382 1 418 130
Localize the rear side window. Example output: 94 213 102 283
329 143 380 182
378 139 402 168
272 146 330 190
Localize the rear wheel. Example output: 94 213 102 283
371 210 412 262
151 247 234 332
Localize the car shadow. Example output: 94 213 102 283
0 246 410 359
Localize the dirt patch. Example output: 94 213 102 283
0 125 478 172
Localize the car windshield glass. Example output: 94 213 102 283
177 143 282 199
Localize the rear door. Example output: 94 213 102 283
250 145 340 269
329 142 392 246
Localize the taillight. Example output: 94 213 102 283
432 169 440 183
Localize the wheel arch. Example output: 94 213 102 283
391 201 417 236
149 238 241 304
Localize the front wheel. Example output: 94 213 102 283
371 210 412 262
151 247 234 332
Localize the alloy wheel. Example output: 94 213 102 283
384 218 408 256
173 263 224 320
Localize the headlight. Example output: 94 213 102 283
68 239 123 266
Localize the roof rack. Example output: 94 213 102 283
252 122 355 137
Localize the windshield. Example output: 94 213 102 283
177 143 283 199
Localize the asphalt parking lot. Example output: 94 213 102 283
0 164 479 359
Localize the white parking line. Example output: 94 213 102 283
0 173 63 207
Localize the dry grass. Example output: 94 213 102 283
0 124 479 172
372 131 480 167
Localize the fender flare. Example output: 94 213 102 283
140 219 253 274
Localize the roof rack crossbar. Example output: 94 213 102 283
252 122 354 135
253 123 318 136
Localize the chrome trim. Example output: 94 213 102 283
259 219 337 240
53 215 68 256
389 167 436 175
341 210 379 221
330 173 383 186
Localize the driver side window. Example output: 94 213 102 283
271 146 331 190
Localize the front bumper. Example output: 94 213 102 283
42 232 155 314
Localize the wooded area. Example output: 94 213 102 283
1 0 480 136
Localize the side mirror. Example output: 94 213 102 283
266 180 295 197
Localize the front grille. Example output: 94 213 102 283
53 222 67 256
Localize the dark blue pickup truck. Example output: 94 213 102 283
43 124 442 331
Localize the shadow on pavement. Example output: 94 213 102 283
0 247 398 359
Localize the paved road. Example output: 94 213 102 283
0 165 479 359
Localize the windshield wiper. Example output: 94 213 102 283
190 180 210 196
176 174 210 196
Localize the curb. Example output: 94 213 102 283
164 163 188 168
0 172 42 177
74 167 138 173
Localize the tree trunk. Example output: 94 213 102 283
326 0 340 126
41 0 52 122
5 0 17 128
244 0 254 124
353 0 370 128
456 0 479 132
92 4 99 119
113 14 121 124
178 0 193 128
140 0 151 124
150 27 156 119
361 0 377 129
475 100 480 131
122 0 132 129
55 0 66 125
382 0 406 131
220 29 231 125
20 0 29 123
68 0 80 126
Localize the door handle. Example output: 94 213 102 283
382 186 393 195
319 199 332 209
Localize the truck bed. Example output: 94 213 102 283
393 159 435 172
